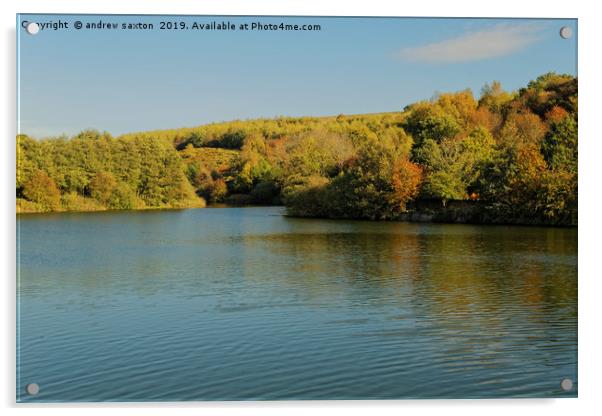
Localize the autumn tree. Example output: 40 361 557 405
23 170 61 211
16 72 577 224
391 159 422 210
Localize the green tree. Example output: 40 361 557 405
107 182 138 210
89 171 117 205
413 139 465 205
541 115 577 173
405 112 461 149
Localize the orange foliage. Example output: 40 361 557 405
391 159 423 210
545 106 569 124
470 106 503 133
515 142 547 181
506 111 547 144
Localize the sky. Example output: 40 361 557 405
17 15 577 138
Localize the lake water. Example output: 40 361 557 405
17 207 577 401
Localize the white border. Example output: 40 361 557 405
3 1 601 415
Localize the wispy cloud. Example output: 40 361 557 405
399 23 545 63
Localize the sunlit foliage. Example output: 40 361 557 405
17 73 577 224
17 131 203 213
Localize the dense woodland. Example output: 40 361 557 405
17 73 577 225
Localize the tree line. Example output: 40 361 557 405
17 132 202 212
17 72 577 225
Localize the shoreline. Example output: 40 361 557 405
285 212 578 228
16 203 577 227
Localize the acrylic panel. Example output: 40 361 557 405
16 14 578 402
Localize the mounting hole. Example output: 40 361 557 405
25 22 40 35
560 378 573 392
559 26 572 39
26 383 39 395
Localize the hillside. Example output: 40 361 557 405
17 72 577 225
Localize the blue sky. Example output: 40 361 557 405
17 15 577 138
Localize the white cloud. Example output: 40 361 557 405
399 23 544 63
